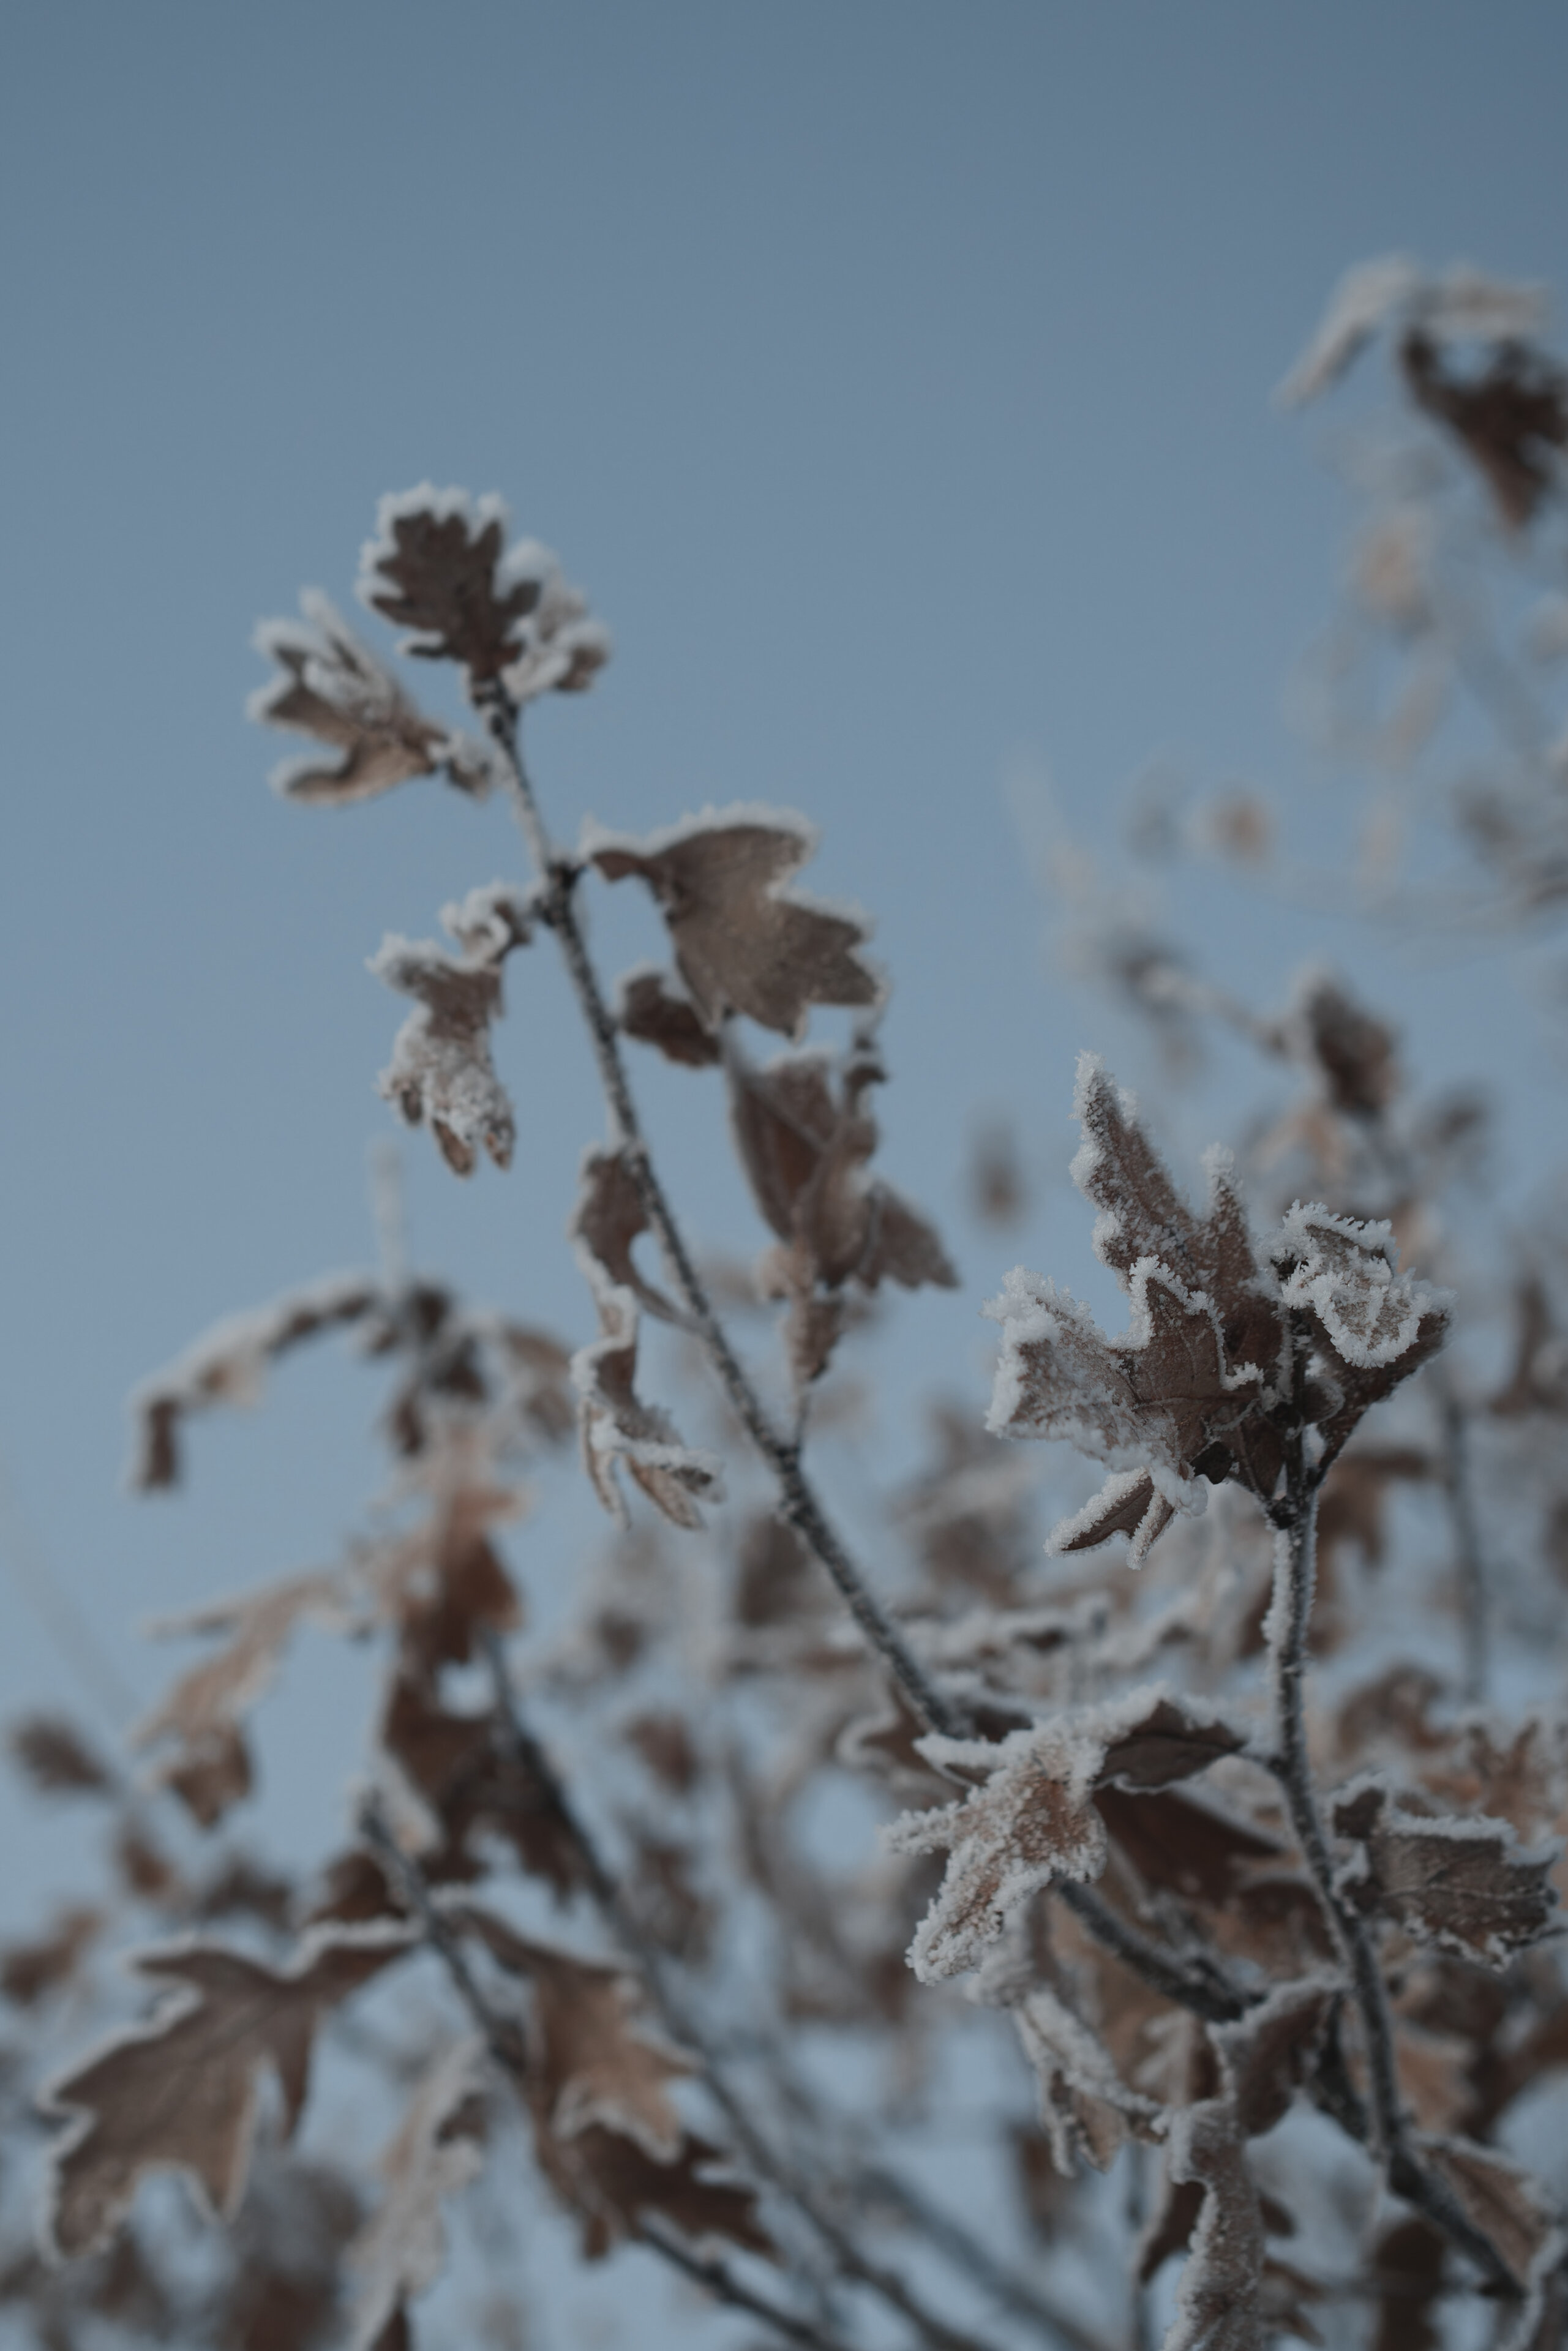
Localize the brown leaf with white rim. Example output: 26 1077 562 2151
888 1685 1245 1981
250 591 475 807
370 937 515 1176
1333 1779 1557 1966
585 805 879 1038
45 1923 412 2256
568 1146 721 1529
345 2038 487 2351
1417 2134 1561 2293
615 965 721 1067
465 1911 694 2159
135 1570 348 1828
358 487 545 678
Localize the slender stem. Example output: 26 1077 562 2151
475 686 962 1743
475 1633 1039 2351
356 1794 861 2351
1435 1385 1489 1704
1264 1437 1514 2293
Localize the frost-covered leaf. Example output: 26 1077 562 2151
379 1673 588 1898
535 2121 773 2265
346 2038 487 2351
1274 1204 1449 1374
250 592 476 807
888 1687 1242 1981
615 965 721 1067
585 805 879 1038
130 1272 383 1490
1417 2135 1561 2294
729 1040 956 1389
135 1570 348 1828
1276 256 1548 408
500 562 613 705
466 1914 694 2159
370 937 514 1176
45 1924 411 2255
1333 1780 1556 1965
358 487 542 678
1161 2100 1266 2351
569 1148 721 1529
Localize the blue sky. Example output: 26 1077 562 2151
3 0 1567 1905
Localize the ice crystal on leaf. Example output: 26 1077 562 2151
986 1056 1449 1562
249 592 486 806
358 485 610 694
888 1684 1246 1982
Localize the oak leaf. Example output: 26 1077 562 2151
135 1570 349 1828
370 937 515 1177
379 1673 588 1899
615 964 721 1068
584 805 879 1038
1333 1779 1557 1965
888 1685 1245 1981
130 1272 383 1490
569 1147 721 1529
345 2038 487 2351
250 592 484 807
1416 2134 1562 2294
44 1924 412 2255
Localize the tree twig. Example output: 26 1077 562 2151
1263 1409 1514 2295
356 1791 865 2351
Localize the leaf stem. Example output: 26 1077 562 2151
1264 1423 1514 2293
474 685 962 1743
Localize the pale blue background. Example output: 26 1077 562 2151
2 0 1566 1911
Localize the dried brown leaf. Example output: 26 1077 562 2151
45 1923 411 2255
1417 2134 1561 2292
135 1570 348 1828
1334 1779 1558 1965
6 1714 114 1799
358 489 544 679
250 593 467 807
615 966 721 1067
347 2038 487 2351
380 1672 588 1899
586 806 879 1038
890 1687 1242 1981
0 1907 103 2009
130 1273 382 1490
569 1149 721 1529
1402 326 1568 528
370 937 515 1176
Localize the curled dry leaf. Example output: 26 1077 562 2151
888 1685 1245 1982
584 804 879 1039
728 1040 956 1389
568 1146 720 1529
130 1272 383 1491
358 486 611 695
465 1911 694 2159
370 938 516 1177
1333 1779 1557 1966
345 2038 487 2351
44 1923 412 2257
986 1057 1449 1562
378 1672 588 1899
614 965 721 1068
135 1570 349 1828
250 592 484 807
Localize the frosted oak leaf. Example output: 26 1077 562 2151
568 1146 721 1529
45 1924 412 2256
583 805 880 1039
987 1057 1449 1562
370 939 514 1176
1332 1779 1557 1967
250 592 488 806
888 1685 1245 1982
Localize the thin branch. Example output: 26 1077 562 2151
475 1632 1055 2351
473 684 962 1745
1435 1382 1490 1703
1263 1415 1515 2295
356 1793 863 2351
